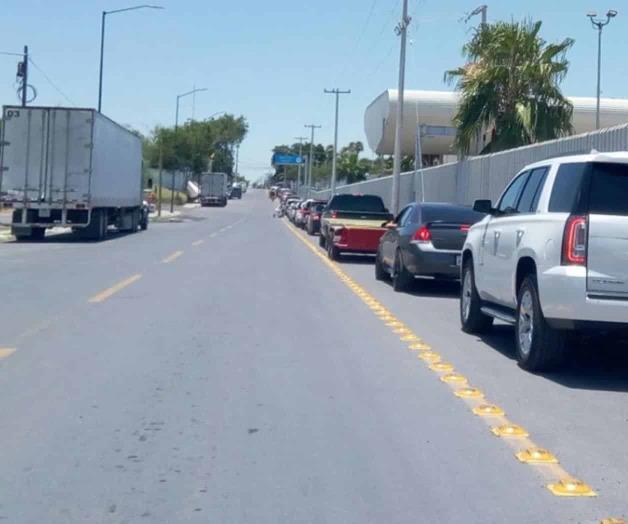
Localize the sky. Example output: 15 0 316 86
1 0 626 182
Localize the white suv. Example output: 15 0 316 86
460 152 628 371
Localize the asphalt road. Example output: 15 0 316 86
0 191 626 523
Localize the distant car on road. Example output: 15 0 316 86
461 152 628 371
375 203 485 291
230 184 243 199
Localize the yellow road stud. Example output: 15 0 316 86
516 448 558 464
440 373 468 385
546 478 596 497
418 351 441 363
386 321 404 328
429 362 454 372
600 519 627 524
472 404 505 417
491 424 529 438
401 334 420 342
408 342 430 351
454 387 484 399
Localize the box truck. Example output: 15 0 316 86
199 172 229 207
0 106 148 241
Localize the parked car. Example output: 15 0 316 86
230 184 243 199
461 152 628 371
284 199 301 221
296 199 326 228
375 203 485 291
306 202 326 235
319 194 393 260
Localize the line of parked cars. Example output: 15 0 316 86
274 152 628 372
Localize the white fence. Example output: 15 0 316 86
312 123 628 208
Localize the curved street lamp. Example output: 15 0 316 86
587 10 618 129
98 5 164 112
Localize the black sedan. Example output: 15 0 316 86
375 202 485 291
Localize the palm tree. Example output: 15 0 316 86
445 20 574 154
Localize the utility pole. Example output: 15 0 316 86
158 141 163 217
588 10 618 129
235 143 240 176
304 124 321 194
20 46 29 107
464 5 487 26
391 0 411 216
324 89 351 196
294 136 307 195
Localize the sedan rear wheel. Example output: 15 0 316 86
392 250 413 292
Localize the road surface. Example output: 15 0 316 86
0 191 626 523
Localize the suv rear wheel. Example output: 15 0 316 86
460 260 493 333
515 275 567 371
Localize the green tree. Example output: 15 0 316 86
144 114 248 175
445 20 574 154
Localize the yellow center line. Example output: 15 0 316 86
192 240 204 246
162 250 184 264
88 274 143 303
281 219 596 499
0 347 16 359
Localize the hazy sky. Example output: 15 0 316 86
1 0 626 181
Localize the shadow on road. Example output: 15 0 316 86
479 325 628 392
6 229 140 245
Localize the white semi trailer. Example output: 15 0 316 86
0 106 148 241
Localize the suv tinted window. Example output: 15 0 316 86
517 167 548 213
497 172 529 213
327 195 386 212
548 163 587 212
589 162 628 216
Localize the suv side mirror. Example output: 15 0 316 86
473 199 493 214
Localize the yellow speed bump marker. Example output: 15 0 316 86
547 478 596 497
429 362 454 372
0 347 17 359
491 424 529 438
418 351 441 363
454 387 484 399
401 334 420 342
440 373 468 385
516 448 559 464
472 404 505 417
409 342 430 351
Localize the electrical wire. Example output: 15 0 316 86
28 58 77 107
337 0 379 82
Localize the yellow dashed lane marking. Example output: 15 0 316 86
0 348 16 359
282 219 597 499
88 274 142 303
162 250 184 264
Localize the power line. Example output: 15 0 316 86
338 0 379 82
28 58 77 107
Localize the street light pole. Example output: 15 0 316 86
588 10 617 129
171 87 208 212
294 136 307 195
391 0 411 216
324 89 351 197
304 124 321 196
98 5 163 113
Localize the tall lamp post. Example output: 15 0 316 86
587 10 618 129
98 4 163 113
171 87 208 212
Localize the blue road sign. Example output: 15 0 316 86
272 153 305 166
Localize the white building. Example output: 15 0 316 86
364 90 628 157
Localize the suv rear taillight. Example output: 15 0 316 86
562 215 587 266
412 226 432 243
